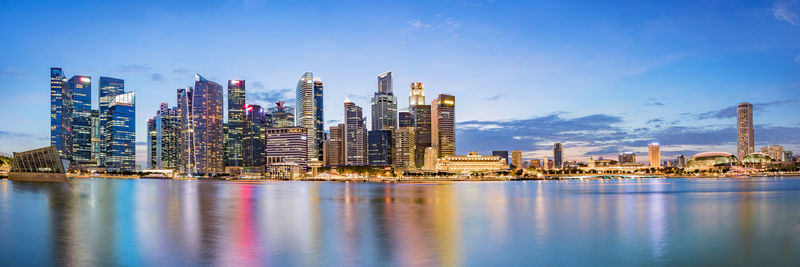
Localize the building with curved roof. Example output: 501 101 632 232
686 152 737 170
741 152 773 168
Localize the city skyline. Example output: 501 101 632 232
1 0 799 165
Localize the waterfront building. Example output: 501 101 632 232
423 147 438 171
649 143 661 167
105 92 135 172
147 117 158 169
553 143 563 169
784 151 793 162
409 82 425 106
344 99 367 166
737 102 754 160
371 71 397 130
686 152 737 171
492 150 509 166
67 75 92 163
742 152 773 168
412 105 432 168
619 152 636 164
268 101 295 128
511 150 522 169
243 104 270 167
398 111 414 127
367 130 392 166
50 68 69 158
528 159 541 169
677 155 687 168
432 94 455 158
761 145 784 162
326 124 344 166
295 72 324 161
393 127 416 171
98 77 124 166
191 74 224 174
9 146 67 182
177 87 193 173
226 80 246 167
90 110 101 165
436 152 505 173
265 127 308 166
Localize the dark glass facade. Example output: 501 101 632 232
105 92 135 171
244 105 271 167
192 74 224 174
50 68 68 158
227 80 246 167
398 111 414 128
68 75 92 163
368 130 392 166
412 105 431 168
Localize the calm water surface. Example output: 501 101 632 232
1 177 799 266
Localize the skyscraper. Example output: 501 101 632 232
98 76 124 166
90 110 101 165
648 143 661 167
398 111 414 127
372 71 398 130
227 80 246 167
344 99 367 165
148 103 180 170
50 68 68 158
393 127 416 171
737 102 754 160
67 75 92 163
423 147 438 171
177 87 193 173
411 105 431 168
147 117 158 169
268 101 295 127
296 72 324 161
553 143 563 169
511 150 522 169
619 152 636 164
105 92 135 172
326 124 345 166
191 74 224 174
761 145 783 161
243 104 270 167
492 150 509 166
409 82 425 106
432 94 455 158
367 130 392 166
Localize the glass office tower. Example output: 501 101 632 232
105 92 135 171
192 74 224 174
67 75 92 163
50 68 68 158
227 80 246 167
296 72 324 162
99 77 124 166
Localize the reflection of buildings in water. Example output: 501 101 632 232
646 182 667 260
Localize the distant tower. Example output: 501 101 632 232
432 94 455 158
409 82 425 106
67 75 92 163
511 150 523 169
737 102 754 160
492 150 509 166
344 99 367 165
226 79 246 167
648 143 661 167
50 68 68 158
371 71 398 130
191 74 224 174
296 72 324 161
553 143 563 169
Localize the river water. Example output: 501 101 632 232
0 177 799 266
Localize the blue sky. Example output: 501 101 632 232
1 0 799 164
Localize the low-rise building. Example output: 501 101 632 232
436 151 505 173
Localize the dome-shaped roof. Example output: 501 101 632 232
742 152 773 163
687 152 737 169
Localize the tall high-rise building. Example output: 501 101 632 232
89 110 101 166
393 127 416 171
265 127 308 165
677 155 687 168
737 102 754 160
191 74 224 174
243 104 270 167
511 150 522 169
372 71 398 130
761 145 784 161
398 111 414 127
326 124 345 166
409 82 425 106
432 94 455 158
227 80 246 167
492 150 509 166
784 151 793 162
177 87 194 173
378 71 393 94
147 103 180 170
411 105 432 168
50 68 69 158
147 117 158 169
296 72 324 161
344 99 367 165
649 143 661 167
67 75 92 163
553 143 563 169
98 77 124 166
367 130 392 166
268 101 295 127
619 152 636 164
105 92 135 171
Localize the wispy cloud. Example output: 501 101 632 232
404 17 461 37
644 98 665 106
773 0 800 25
150 73 164 81
119 64 150 73
249 88 294 106
407 19 431 31
251 81 266 89
482 94 507 101
0 67 24 76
